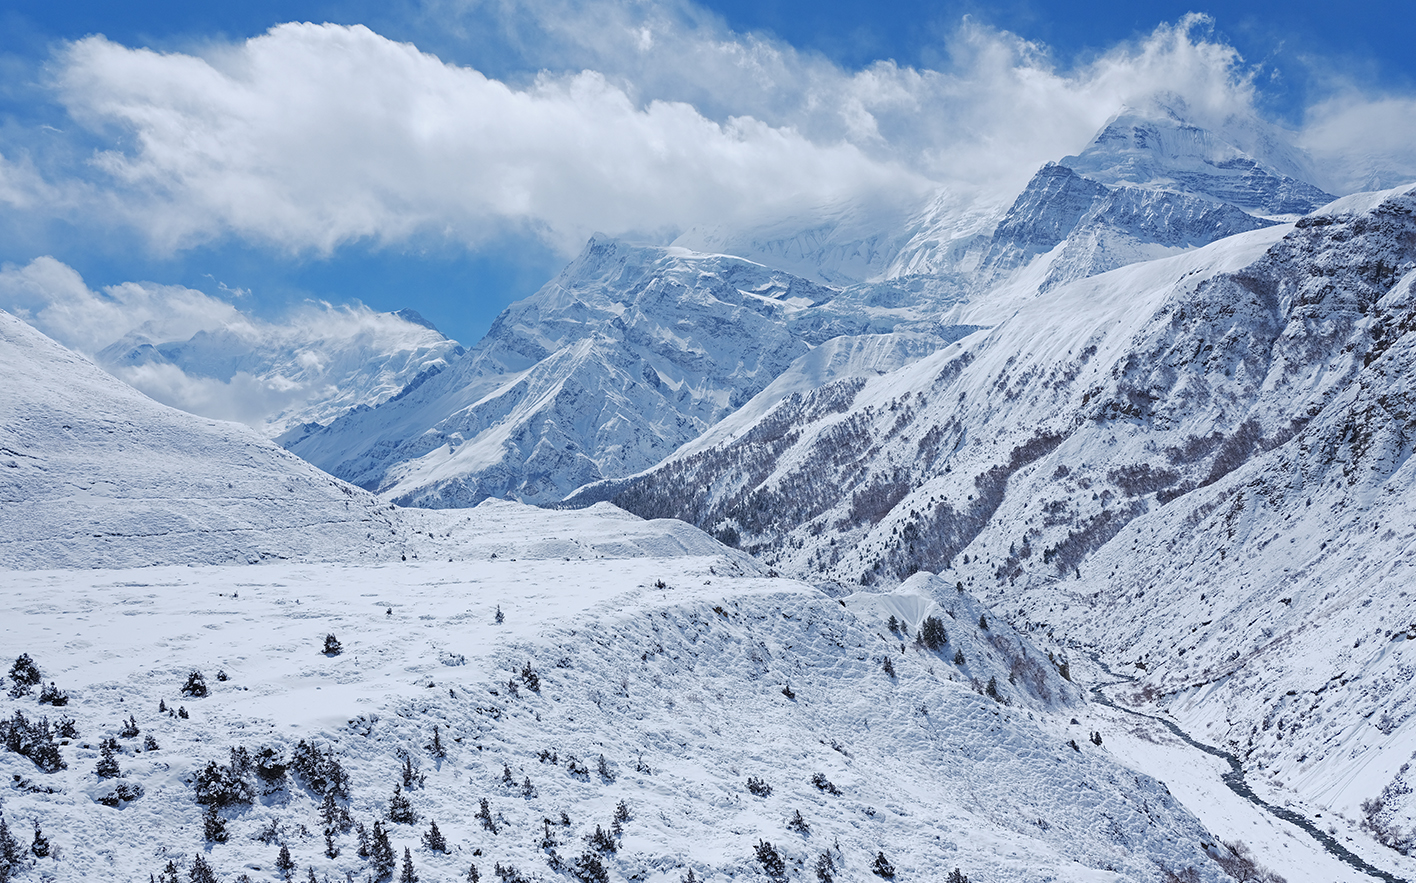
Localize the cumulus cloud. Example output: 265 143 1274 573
40 11 1301 259
0 257 461 433
11 3 1415 261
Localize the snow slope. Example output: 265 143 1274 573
0 308 418 570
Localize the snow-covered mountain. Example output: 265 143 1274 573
579 184 1416 867
97 306 462 437
284 238 980 507
281 104 1335 513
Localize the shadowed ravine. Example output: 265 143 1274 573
1085 653 1403 883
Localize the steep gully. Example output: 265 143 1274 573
1085 652 1404 883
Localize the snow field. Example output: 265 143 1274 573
4 552 1228 883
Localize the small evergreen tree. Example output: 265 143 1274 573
574 851 609 883
0 815 24 868
747 776 772 797
1091 730 1103 746
429 726 446 759
614 800 630 823
422 820 447 853
494 605 504 625
986 676 1001 701
323 634 343 656
597 754 614 781
788 810 810 834
356 822 370 858
978 614 989 630
189 854 217 883
371 822 396 880
182 671 209 698
887 615 900 633
324 829 339 859
475 798 498 833
945 869 970 883
401 755 424 789
144 734 160 751
30 824 49 858
814 851 836 883
388 784 417 824
882 656 896 678
7 654 41 697
400 847 418 883
96 740 122 778
871 852 897 879
953 649 965 665
275 844 296 880
203 804 228 843
920 616 948 650
521 663 540 692
465 864 480 883
159 699 167 713
120 715 141 738
754 840 786 880
177 706 189 719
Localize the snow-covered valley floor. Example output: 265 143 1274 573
3 501 1253 883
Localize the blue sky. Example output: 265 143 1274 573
0 0 1413 346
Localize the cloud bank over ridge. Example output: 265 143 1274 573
5 8 1409 262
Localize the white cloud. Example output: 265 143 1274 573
0 255 245 354
1299 94 1416 193
0 257 461 433
13 5 1415 261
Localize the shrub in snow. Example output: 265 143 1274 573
7 654 40 698
323 634 343 656
521 662 540 692
871 851 896 878
614 800 630 823
754 840 787 880
986 676 1002 702
494 605 504 625
747 776 772 797
181 670 209 698
291 740 349 797
37 682 67 706
177 706 189 719
216 670 228 682
119 715 140 738
96 781 143 806
29 824 48 858
953 649 965 666
810 772 840 795
565 755 589 780
493 862 529 883
814 851 836 882
2 711 67 773
429 725 446 759
465 864 480 883
57 716 78 739
882 656 896 678
978 614 989 630
0 817 22 876
1213 840 1287 883
143 734 159 751
585 825 616 854
597 754 615 781
254 745 287 787
946 868 970 883
193 749 255 807
324 829 339 859
788 810 810 834
574 851 610 883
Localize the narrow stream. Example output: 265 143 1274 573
1085 654 1406 883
